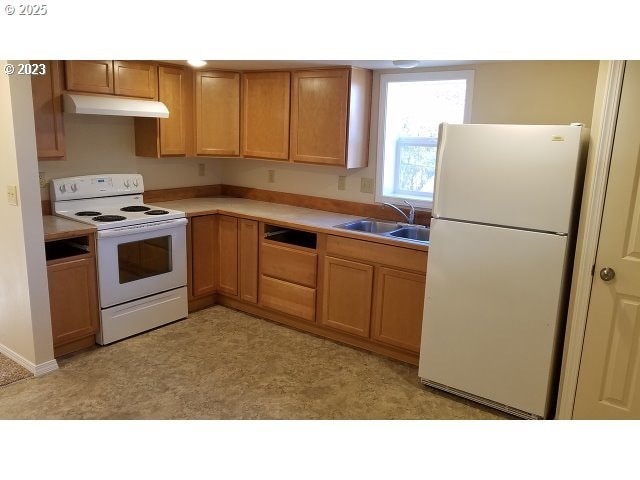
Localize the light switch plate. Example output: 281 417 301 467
7 185 18 206
360 178 374 194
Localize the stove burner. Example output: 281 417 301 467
144 210 169 216
121 205 151 212
76 211 102 217
93 215 127 222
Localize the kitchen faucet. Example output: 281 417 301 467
382 200 415 224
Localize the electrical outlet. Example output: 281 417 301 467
268 170 275 183
7 185 18 206
360 177 374 194
39 172 47 189
338 176 346 191
198 163 205 176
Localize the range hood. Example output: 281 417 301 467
63 94 169 118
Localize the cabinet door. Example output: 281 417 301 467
47 258 99 347
218 215 239 296
290 69 349 166
320 256 373 337
241 71 290 160
372 267 425 352
65 60 113 94
191 215 218 297
158 66 187 155
31 60 65 158
196 70 240 156
113 61 157 99
239 218 258 303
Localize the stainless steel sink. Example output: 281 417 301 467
387 227 430 242
335 219 401 234
335 219 429 244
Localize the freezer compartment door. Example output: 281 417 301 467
433 123 584 233
418 218 568 417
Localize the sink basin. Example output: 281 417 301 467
335 219 430 244
387 227 430 242
335 219 400 234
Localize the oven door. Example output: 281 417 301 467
96 218 188 308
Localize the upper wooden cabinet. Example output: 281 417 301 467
290 68 372 168
113 61 157 99
31 60 65 159
241 71 291 160
134 65 194 157
195 70 240 156
65 60 113 94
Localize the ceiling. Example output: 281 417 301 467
170 60 485 71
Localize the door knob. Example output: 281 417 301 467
599 267 616 282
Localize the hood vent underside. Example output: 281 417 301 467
63 94 169 118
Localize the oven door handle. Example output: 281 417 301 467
97 217 188 239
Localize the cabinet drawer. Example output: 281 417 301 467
261 242 317 288
326 235 427 273
259 275 316 321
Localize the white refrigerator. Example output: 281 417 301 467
418 123 588 419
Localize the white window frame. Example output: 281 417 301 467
375 70 474 209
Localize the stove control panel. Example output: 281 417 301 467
50 174 145 201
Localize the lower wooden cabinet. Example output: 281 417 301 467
371 267 425 353
239 219 259 303
217 215 239 296
320 256 373 337
45 235 99 357
190 215 218 297
186 214 427 364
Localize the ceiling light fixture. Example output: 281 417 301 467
392 60 420 69
187 60 207 68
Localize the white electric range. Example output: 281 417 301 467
50 174 188 345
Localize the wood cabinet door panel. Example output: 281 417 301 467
372 267 425 352
260 275 316 321
196 70 240 156
241 71 291 160
158 66 186 155
65 60 113 94
31 60 65 158
321 256 373 337
239 219 259 303
191 215 218 297
114 61 157 99
291 69 349 166
47 257 98 346
218 215 239 296
261 242 317 288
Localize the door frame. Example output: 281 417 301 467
555 60 626 419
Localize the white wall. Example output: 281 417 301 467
38 114 224 200
0 61 55 370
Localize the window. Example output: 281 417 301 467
375 70 474 208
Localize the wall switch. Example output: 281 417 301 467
338 176 346 191
268 170 275 183
198 163 205 176
7 185 18 206
360 178 374 194
39 172 47 189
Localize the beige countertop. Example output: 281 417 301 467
154 197 428 251
43 215 96 242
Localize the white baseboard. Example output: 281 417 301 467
0 343 58 376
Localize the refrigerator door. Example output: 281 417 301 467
418 218 568 417
433 124 584 233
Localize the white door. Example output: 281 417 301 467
433 123 585 233
573 62 640 419
419 218 568 417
